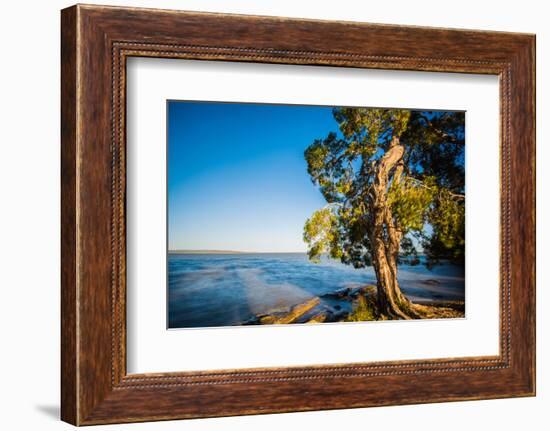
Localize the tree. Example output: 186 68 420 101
303 108 465 319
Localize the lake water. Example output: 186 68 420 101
168 253 465 328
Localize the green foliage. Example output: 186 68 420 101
387 176 435 232
333 108 411 147
304 133 349 203
303 208 341 262
346 294 377 321
403 111 465 191
424 190 465 266
303 108 465 270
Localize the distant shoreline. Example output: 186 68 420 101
168 250 430 257
168 250 307 255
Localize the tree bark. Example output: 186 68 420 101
369 136 422 319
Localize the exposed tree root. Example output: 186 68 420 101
374 297 464 320
356 288 464 321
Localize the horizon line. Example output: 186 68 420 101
168 249 308 254
168 249 429 256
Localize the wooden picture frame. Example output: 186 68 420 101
61 4 535 425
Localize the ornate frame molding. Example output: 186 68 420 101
61 5 534 425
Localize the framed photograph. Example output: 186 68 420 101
61 4 535 425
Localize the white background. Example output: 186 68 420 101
0 0 547 430
127 59 499 373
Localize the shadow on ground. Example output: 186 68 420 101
35 404 59 420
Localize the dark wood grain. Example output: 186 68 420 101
61 4 535 425
60 5 78 425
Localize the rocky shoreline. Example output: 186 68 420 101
243 284 465 325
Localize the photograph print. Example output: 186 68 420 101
167 101 465 329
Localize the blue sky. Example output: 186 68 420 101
168 101 336 252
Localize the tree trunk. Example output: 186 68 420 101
369 136 422 319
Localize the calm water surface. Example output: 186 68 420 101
168 253 465 328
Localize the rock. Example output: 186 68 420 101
245 285 376 325
323 309 349 322
349 285 376 298
306 312 327 323
322 285 376 300
258 297 321 324
321 287 352 299
421 279 441 285
413 300 465 318
258 315 276 324
333 310 349 321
